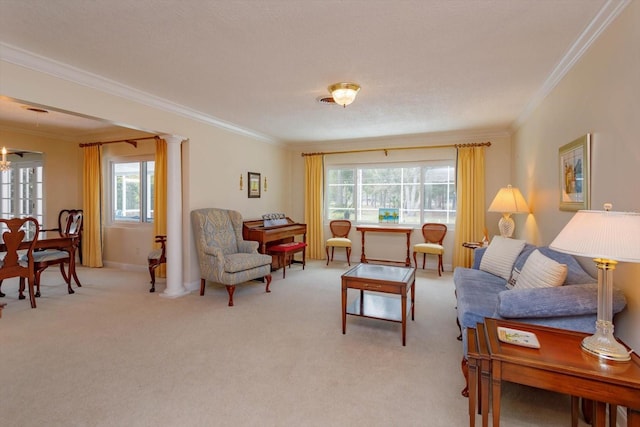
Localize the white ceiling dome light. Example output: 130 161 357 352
328 82 361 107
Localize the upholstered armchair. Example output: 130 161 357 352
191 208 272 306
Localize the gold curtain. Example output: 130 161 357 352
82 145 103 267
304 154 324 259
453 146 486 268
153 137 168 277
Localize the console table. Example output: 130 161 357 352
478 318 640 427
355 225 414 266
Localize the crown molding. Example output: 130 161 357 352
513 0 630 130
0 43 277 144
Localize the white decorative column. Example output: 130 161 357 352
160 134 189 298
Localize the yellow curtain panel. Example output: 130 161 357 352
82 145 103 267
304 154 324 259
453 146 486 268
153 137 168 277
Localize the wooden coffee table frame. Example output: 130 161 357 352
341 263 416 345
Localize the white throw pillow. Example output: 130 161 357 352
479 236 526 280
514 249 568 289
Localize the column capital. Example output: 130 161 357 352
161 134 186 144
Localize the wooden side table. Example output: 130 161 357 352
484 318 640 427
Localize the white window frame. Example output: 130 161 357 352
324 160 456 226
107 155 155 226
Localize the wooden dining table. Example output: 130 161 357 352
0 235 80 308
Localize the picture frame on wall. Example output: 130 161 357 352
248 172 261 198
559 133 590 211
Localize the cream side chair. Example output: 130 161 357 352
412 223 447 276
191 208 272 306
325 220 352 266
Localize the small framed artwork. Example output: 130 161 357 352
248 172 261 198
559 133 590 211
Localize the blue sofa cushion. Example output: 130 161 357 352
497 283 627 318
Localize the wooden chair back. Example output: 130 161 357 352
0 217 40 307
329 220 352 238
421 223 447 244
59 209 83 238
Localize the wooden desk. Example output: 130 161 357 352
484 318 640 427
355 225 414 266
341 263 415 345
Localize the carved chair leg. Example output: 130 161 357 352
346 247 351 266
412 252 417 268
59 263 75 295
331 247 335 262
265 274 272 293
461 357 470 397
438 255 443 276
149 263 156 293
34 269 44 298
226 285 236 306
326 246 330 265
422 253 426 269
200 278 206 296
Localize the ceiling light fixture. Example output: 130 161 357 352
0 147 11 172
328 82 360 107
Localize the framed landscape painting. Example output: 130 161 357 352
559 134 590 211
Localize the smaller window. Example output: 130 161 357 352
110 159 154 223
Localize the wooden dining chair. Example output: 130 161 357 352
31 210 83 296
0 217 40 308
148 235 166 293
42 209 84 264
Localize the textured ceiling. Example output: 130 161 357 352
0 0 619 143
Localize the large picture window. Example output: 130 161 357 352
326 161 456 225
110 159 154 223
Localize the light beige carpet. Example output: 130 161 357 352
0 261 590 426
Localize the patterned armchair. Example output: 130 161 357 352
191 208 272 306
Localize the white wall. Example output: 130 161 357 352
289 130 512 270
0 59 292 288
512 1 640 350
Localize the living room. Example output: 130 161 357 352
0 1 639 425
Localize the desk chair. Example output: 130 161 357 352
326 220 352 266
412 223 447 276
0 217 40 308
148 235 166 293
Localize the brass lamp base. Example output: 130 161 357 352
581 320 630 362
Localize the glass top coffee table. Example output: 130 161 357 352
341 263 416 346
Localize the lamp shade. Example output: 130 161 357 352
328 82 360 107
488 185 529 214
549 206 640 262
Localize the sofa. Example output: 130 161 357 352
453 237 627 396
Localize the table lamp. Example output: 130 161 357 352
488 185 529 237
549 203 640 361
